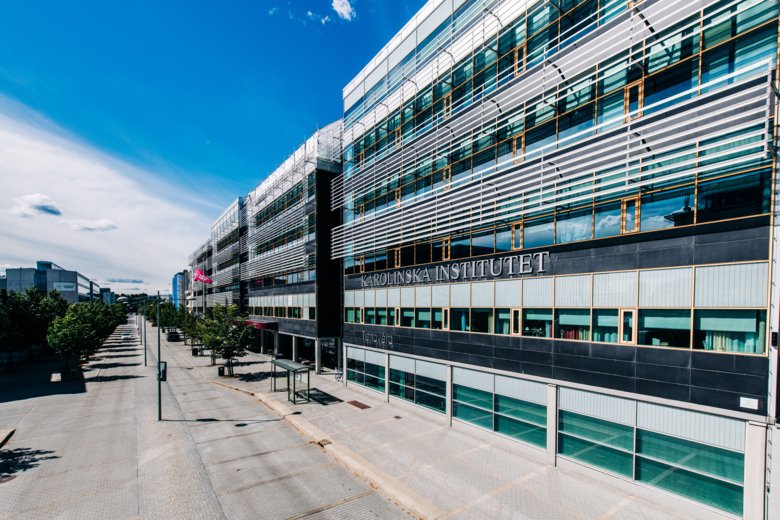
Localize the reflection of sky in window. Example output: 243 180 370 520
557 213 591 243
595 207 621 237
641 194 691 231
525 220 554 248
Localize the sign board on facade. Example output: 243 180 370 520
360 251 550 288
52 282 77 292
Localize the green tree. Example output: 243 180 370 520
47 314 100 369
196 304 249 376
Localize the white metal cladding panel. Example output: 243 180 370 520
344 85 364 113
415 359 447 380
494 375 547 406
417 0 451 40
364 349 386 367
416 286 432 307
639 268 692 307
471 282 495 307
388 288 400 307
432 285 450 307
555 275 591 307
355 290 365 307
593 272 637 307
347 347 364 361
559 388 635 426
387 32 416 70
365 289 376 307
694 263 768 308
450 283 470 307
637 403 745 452
307 293 315 306
365 61 387 93
523 277 553 307
495 280 521 307
345 291 355 307
453 367 494 392
401 287 416 307
390 354 415 373
376 289 388 307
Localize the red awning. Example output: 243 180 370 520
243 320 278 330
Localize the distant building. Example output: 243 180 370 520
171 270 189 309
0 276 6 291
4 261 99 303
99 287 116 304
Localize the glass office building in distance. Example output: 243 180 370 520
331 0 779 516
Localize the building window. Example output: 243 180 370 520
555 309 591 340
638 309 691 348
495 308 511 335
621 197 638 233
592 309 619 342
522 309 552 337
693 309 766 354
416 308 432 329
523 216 554 248
471 308 494 334
450 308 470 332
401 308 415 327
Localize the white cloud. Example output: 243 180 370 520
332 0 355 21
8 193 62 218
64 218 118 232
0 95 213 294
268 6 279 16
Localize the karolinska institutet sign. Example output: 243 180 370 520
360 251 550 288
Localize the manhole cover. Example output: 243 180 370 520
347 400 370 410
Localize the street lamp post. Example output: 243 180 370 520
143 307 147 367
157 291 162 421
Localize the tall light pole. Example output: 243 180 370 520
157 291 162 421
143 309 147 367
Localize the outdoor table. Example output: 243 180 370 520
270 358 311 404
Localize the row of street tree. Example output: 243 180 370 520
47 302 128 369
139 301 251 376
0 289 128 372
0 289 69 370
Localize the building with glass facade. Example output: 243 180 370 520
171 270 189 309
4 260 100 303
187 122 343 371
187 240 213 316
243 121 343 371
331 0 779 517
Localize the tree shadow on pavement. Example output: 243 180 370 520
82 374 146 383
0 359 86 404
89 362 141 370
0 447 59 480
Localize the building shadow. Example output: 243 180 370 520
0 447 59 480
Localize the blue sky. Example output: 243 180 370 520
0 0 426 293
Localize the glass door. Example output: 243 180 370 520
619 309 635 344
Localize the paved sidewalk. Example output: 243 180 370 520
0 319 407 520
170 340 715 520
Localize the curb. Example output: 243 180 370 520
0 428 15 449
211 380 445 520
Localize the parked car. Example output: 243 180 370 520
166 331 181 342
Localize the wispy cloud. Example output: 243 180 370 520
8 193 62 218
107 278 144 284
307 10 331 25
332 0 355 21
64 218 118 232
268 6 278 16
0 94 212 294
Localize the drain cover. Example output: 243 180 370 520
347 400 370 410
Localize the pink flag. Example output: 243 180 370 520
194 268 213 284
